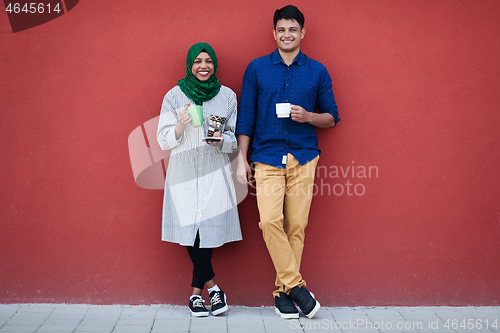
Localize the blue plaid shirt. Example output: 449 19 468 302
236 49 340 168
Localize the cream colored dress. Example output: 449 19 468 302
156 85 242 248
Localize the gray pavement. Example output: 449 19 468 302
0 303 499 333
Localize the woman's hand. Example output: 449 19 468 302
174 104 191 139
207 131 224 147
177 104 192 126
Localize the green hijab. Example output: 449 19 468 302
178 42 221 105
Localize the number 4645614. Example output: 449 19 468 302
444 319 498 330
5 3 61 14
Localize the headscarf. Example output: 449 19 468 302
177 42 221 105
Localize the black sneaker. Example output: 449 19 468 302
274 292 299 319
189 296 209 317
209 289 228 316
288 286 321 319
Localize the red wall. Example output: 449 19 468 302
1 0 499 306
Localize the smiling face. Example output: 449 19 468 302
191 52 214 81
273 19 305 54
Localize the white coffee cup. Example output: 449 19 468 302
276 103 291 118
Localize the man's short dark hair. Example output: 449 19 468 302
273 5 305 30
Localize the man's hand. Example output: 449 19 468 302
290 104 336 128
290 105 311 123
236 134 253 185
237 155 252 185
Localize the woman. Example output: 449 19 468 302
156 43 241 317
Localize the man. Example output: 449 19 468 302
236 5 340 319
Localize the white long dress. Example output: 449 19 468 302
156 85 242 248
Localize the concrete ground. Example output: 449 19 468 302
0 303 499 333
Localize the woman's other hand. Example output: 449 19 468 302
177 104 192 126
207 131 224 147
174 104 191 139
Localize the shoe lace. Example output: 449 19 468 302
211 292 222 305
192 298 205 308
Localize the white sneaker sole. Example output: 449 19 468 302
275 307 299 319
190 310 209 317
212 304 228 316
305 300 321 319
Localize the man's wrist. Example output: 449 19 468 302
307 111 315 123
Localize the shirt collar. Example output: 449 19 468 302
273 48 304 66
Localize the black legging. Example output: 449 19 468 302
186 232 215 289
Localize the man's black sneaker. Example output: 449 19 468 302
189 296 209 317
288 286 321 319
274 292 299 319
209 289 228 316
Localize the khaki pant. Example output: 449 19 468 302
254 154 319 297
